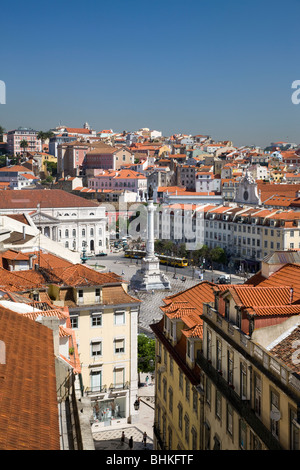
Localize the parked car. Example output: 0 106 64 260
217 275 230 284
96 252 107 257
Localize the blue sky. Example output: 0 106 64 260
1 0 300 147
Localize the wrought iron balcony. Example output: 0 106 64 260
85 385 107 395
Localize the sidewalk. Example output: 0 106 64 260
92 374 155 451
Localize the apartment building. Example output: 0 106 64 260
7 127 42 155
199 282 300 450
85 145 134 171
47 264 141 427
158 203 300 272
151 256 300 450
150 281 215 450
87 169 147 200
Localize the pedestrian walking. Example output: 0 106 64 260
121 431 125 446
129 436 133 450
143 431 147 447
146 375 149 386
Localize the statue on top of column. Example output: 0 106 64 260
148 184 153 200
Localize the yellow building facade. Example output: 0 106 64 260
49 279 141 427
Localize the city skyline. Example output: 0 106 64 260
1 0 300 147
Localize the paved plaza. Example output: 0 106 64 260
88 252 243 335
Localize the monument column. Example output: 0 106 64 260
130 185 171 291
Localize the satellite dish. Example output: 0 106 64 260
270 408 281 421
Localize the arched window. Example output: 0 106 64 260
99 228 102 236
90 228 94 236
82 228 86 237
72 229 76 237
65 229 69 237
65 241 69 248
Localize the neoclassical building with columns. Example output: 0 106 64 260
0 189 108 255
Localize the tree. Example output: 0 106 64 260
0 126 5 141
20 139 28 154
138 334 155 374
210 246 227 267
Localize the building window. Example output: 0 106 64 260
185 378 190 402
114 338 125 354
206 378 211 406
178 403 183 431
250 431 261 450
216 338 222 372
78 289 84 303
226 404 233 437
95 288 101 301
114 310 125 325
290 409 300 450
254 373 262 417
91 340 102 357
163 377 167 401
227 350 234 385
191 427 198 450
70 315 78 329
215 390 222 420
240 362 247 399
168 427 172 450
270 390 280 440
82 228 86 237
72 229 76 237
168 387 173 413
207 329 212 361
65 229 69 237
239 420 247 449
91 313 102 327
184 414 190 445
179 370 183 391
170 357 173 376
192 388 198 415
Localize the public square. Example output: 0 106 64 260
87 251 243 335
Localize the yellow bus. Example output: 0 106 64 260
124 250 188 267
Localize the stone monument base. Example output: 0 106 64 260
130 256 171 291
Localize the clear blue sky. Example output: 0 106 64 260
1 0 300 147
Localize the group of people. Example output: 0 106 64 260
121 431 147 449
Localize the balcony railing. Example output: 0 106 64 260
196 351 282 450
85 385 107 395
109 382 129 391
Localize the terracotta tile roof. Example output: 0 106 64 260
0 267 46 292
101 285 140 305
246 305 300 317
222 286 292 307
0 189 99 209
269 325 300 376
0 306 60 449
246 264 300 304
45 263 123 288
160 281 215 339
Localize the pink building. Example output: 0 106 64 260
7 127 42 155
88 169 147 199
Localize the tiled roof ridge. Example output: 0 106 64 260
163 280 214 302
